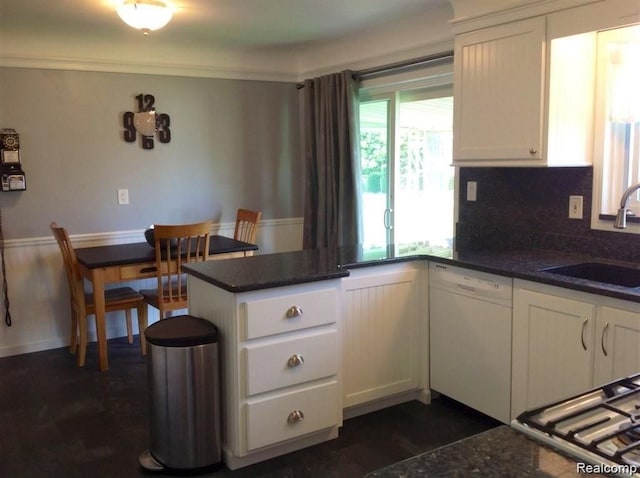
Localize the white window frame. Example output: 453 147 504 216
591 25 640 235
359 61 458 246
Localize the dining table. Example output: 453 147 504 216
75 235 258 371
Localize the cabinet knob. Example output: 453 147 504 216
529 147 538 155
287 353 304 368
286 305 303 318
287 410 305 423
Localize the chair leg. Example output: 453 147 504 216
137 303 148 356
69 308 79 354
125 309 133 344
77 315 88 367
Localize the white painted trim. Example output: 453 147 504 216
296 39 454 83
0 54 299 82
450 0 602 34
8 217 304 249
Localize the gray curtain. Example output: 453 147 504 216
302 70 362 249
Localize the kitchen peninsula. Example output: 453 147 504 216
183 246 640 470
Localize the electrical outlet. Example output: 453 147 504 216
569 195 583 219
117 189 129 205
467 181 477 202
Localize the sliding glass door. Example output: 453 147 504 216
359 97 394 255
359 86 454 259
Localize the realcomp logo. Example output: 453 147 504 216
576 462 638 476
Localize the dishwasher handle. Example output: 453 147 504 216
457 284 477 293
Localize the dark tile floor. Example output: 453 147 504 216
0 337 499 478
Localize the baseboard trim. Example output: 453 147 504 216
223 427 339 470
0 338 68 358
343 389 430 420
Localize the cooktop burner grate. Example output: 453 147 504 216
517 374 640 467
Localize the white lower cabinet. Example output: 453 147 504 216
187 277 342 470
341 263 428 413
593 304 640 386
512 282 595 418
512 280 640 419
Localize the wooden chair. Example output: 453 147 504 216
50 222 148 367
140 221 212 319
233 208 261 255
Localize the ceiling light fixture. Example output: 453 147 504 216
116 0 173 35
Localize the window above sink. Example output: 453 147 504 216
592 24 640 235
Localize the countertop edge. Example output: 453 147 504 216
184 248 640 303
185 267 349 293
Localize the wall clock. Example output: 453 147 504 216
122 94 171 150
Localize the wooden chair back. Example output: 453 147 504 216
148 220 212 318
233 208 261 244
50 222 86 315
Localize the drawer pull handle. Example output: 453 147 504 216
287 354 304 368
286 306 303 319
287 410 304 423
140 267 157 273
529 147 537 155
581 317 588 351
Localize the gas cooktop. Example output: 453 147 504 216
513 374 640 478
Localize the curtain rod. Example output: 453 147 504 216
296 50 454 89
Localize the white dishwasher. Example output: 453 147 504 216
429 262 513 423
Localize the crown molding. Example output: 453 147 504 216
0 54 299 82
449 0 601 34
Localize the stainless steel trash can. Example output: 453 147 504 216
139 315 221 471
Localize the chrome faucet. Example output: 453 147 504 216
614 182 640 228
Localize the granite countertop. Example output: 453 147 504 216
365 426 607 478
182 248 348 293
183 245 640 303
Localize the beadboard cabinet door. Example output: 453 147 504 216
512 282 596 418
453 17 546 164
593 304 640 386
341 263 426 410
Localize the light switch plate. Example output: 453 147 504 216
569 195 583 219
117 189 129 205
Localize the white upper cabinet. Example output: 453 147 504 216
452 0 640 167
453 17 548 165
453 16 595 167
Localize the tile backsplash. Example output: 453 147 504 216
456 167 640 262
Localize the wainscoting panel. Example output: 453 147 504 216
0 217 303 359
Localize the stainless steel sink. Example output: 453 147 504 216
540 262 640 288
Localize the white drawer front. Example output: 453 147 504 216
246 380 339 451
245 329 338 395
243 288 337 340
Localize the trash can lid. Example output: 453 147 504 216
144 315 219 347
